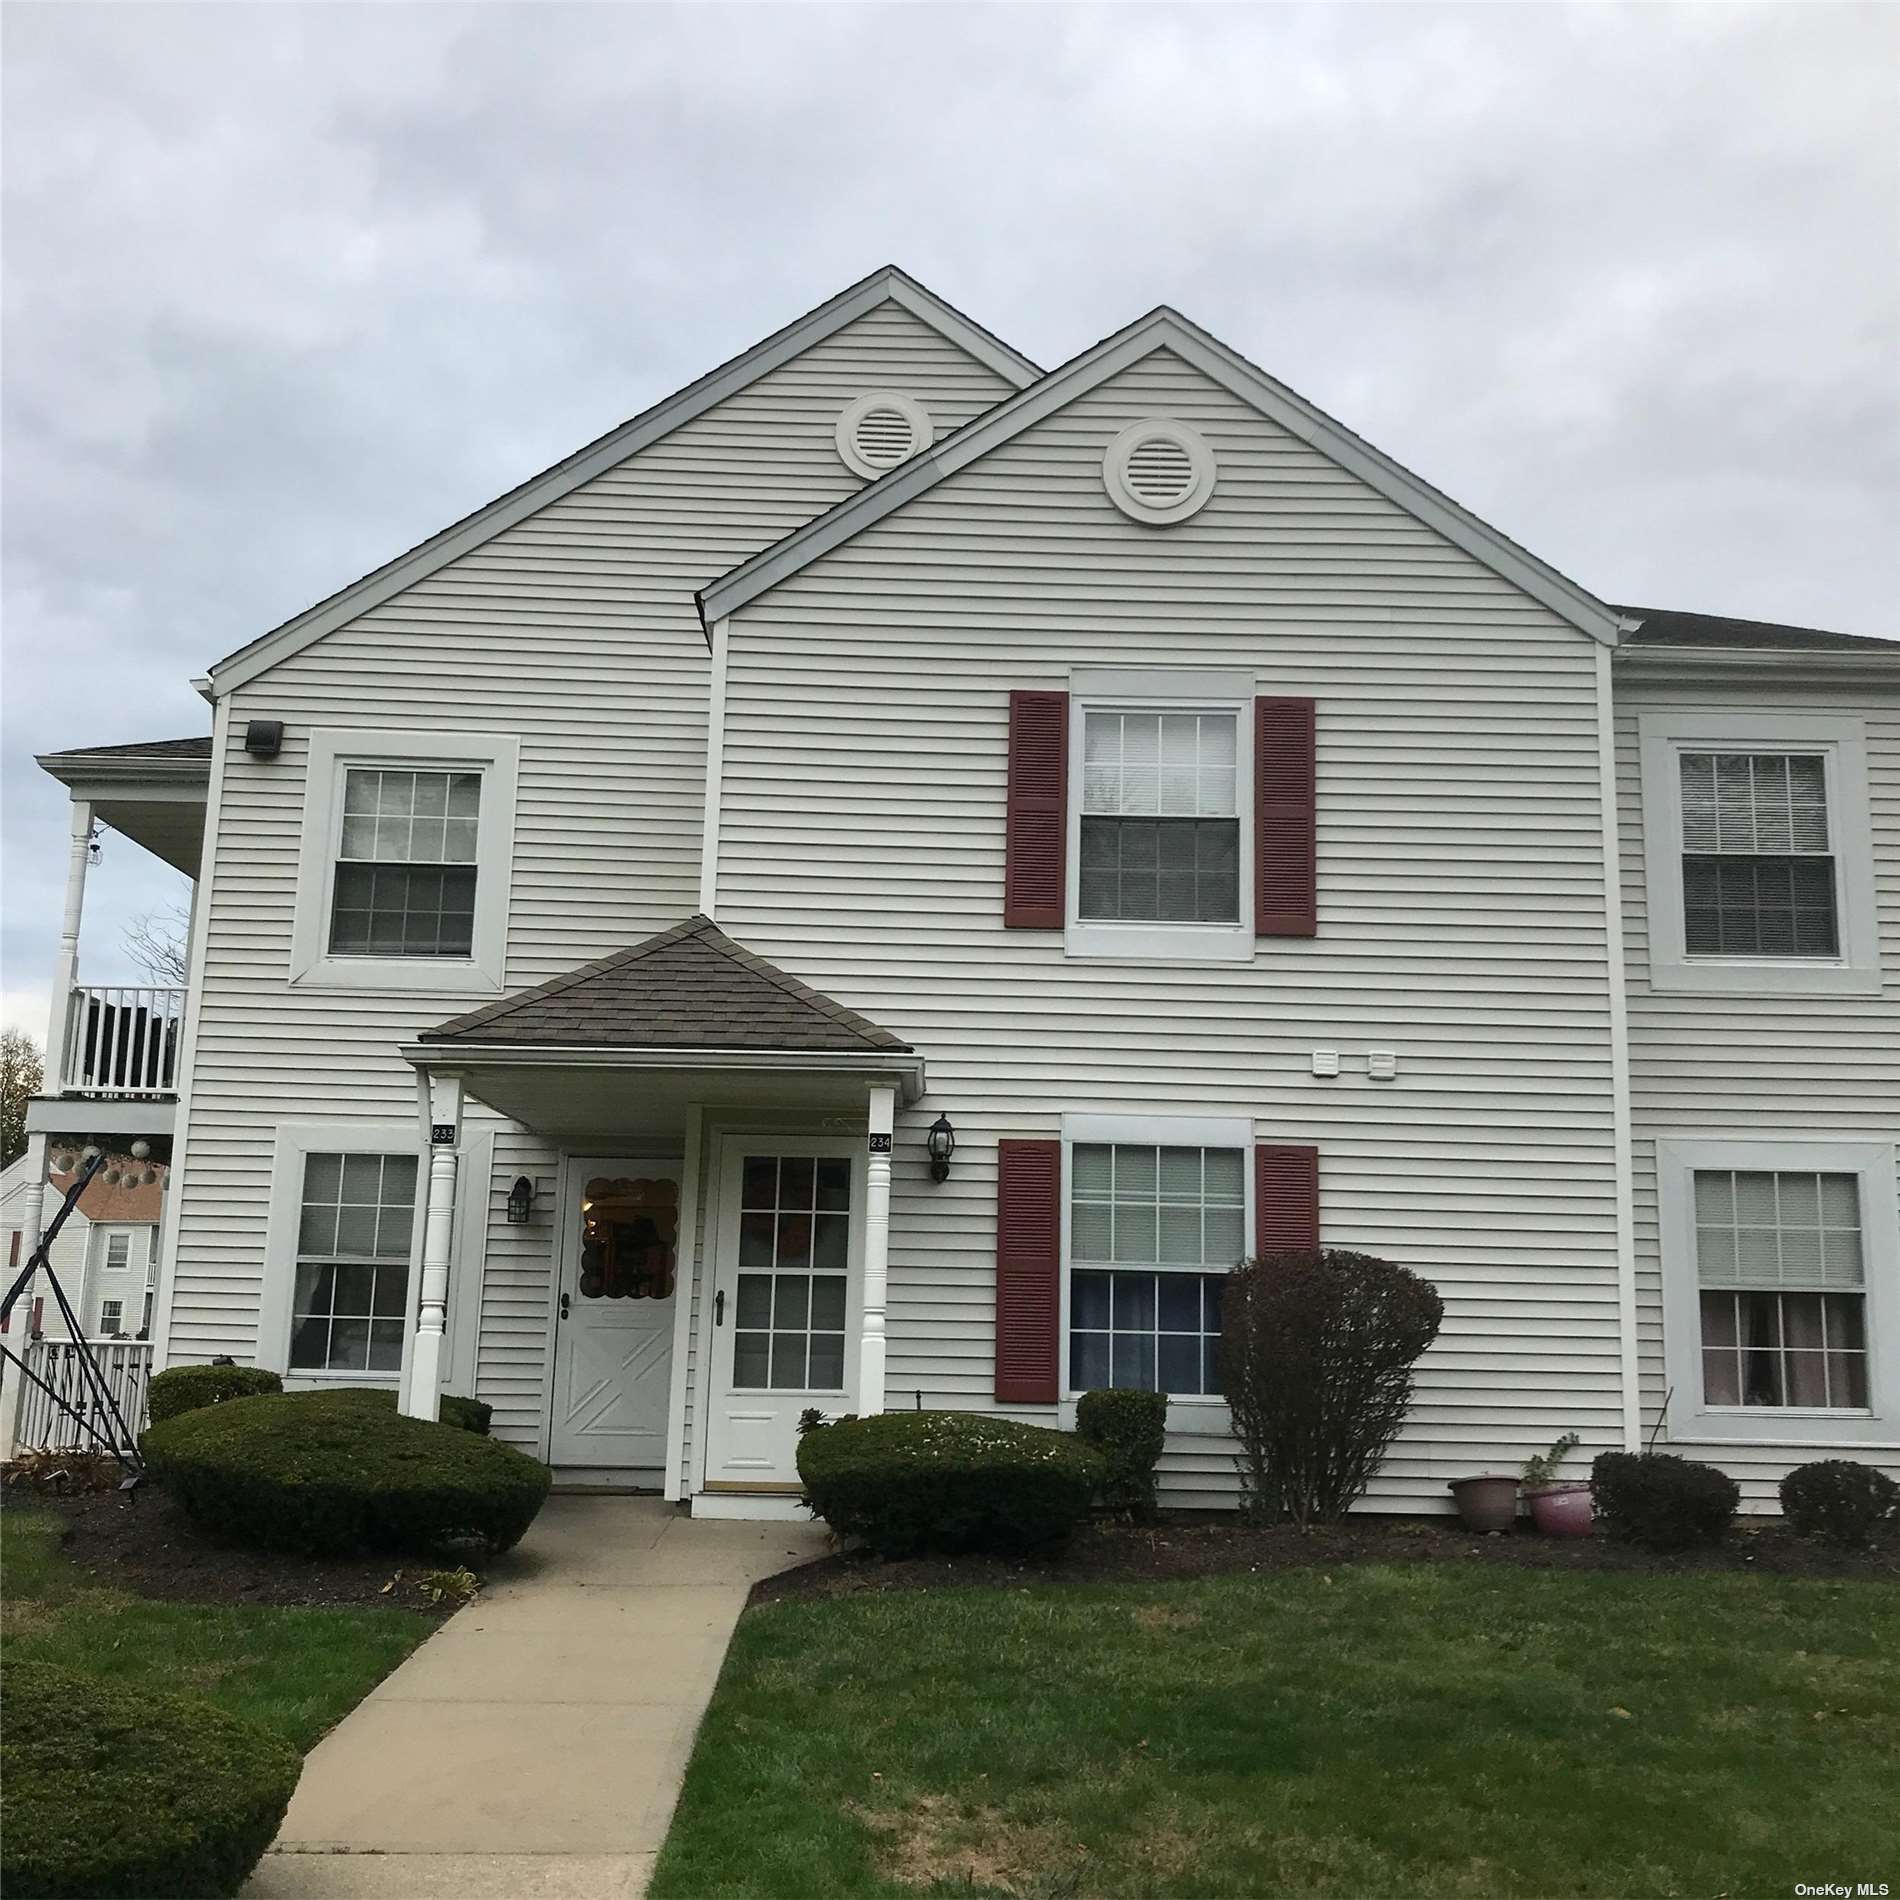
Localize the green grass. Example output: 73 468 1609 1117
653 1565 1900 1899
0 1504 433 1751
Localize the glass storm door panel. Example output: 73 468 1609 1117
549 1159 678 1471
705 1143 860 1489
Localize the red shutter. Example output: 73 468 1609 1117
1256 1144 1320 1256
1256 696 1317 936
1004 691 1068 927
995 1137 1061 1402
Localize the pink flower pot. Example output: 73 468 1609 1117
1526 1481 1594 1537
1448 1474 1521 1533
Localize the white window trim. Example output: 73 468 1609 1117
1637 711 1878 996
1057 1112 1251 1428
258 1120 424 1385
1065 668 1254 964
290 729 519 994
1657 1135 1899 1447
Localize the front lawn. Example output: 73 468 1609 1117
654 1564 1898 1898
0 1503 433 1751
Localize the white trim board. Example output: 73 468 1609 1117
207 268 1039 696
699 305 1626 644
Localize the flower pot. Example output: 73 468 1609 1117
1448 1474 1520 1533
1525 1480 1594 1537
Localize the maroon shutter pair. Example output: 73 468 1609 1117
994 1139 1320 1404
1003 690 1317 935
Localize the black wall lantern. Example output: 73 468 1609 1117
926 1114 957 1182
506 1176 536 1225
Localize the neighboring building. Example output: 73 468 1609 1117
1 1151 164 1340
23 267 1897 1514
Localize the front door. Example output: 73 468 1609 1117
550 1157 679 1471
703 1140 862 1488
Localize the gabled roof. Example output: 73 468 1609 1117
699 305 1627 645
1615 605 1897 654
37 735 213 763
206 267 1040 698
419 914 911 1053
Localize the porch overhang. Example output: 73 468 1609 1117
36 741 212 876
398 1041 926 1143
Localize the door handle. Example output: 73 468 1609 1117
714 1289 725 1326
560 1292 570 1320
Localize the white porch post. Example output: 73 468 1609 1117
402 1071 462 1421
2 1131 52 1458
49 799 92 1087
860 1085 895 1418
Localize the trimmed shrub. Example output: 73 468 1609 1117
1076 1388 1168 1519
797 1410 1103 1557
1779 1459 1899 1547
142 1388 549 1557
327 1386 494 1434
1591 1451 1739 1551
1219 1248 1444 1527
146 1362 282 1425
0 1661 301 1899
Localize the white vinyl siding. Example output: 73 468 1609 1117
712 345 1626 1510
163 300 1016 1441
1620 676 1900 1503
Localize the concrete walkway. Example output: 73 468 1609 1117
245 1496 828 1900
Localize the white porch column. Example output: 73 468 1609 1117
48 800 92 1087
860 1085 895 1418
402 1071 462 1421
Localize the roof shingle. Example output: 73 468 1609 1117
419 914 910 1053
1615 606 1897 654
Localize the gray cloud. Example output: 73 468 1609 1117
4 0 1895 1032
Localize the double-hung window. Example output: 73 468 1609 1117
1065 1118 1251 1398
1067 671 1254 961
289 1152 418 1374
1659 1139 1897 1444
291 730 518 991
1640 714 1877 995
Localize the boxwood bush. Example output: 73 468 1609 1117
146 1362 283 1425
0 1662 301 1899
1075 1388 1168 1519
1591 1450 1739 1551
327 1386 494 1434
797 1411 1103 1557
1779 1459 1899 1547
142 1388 549 1557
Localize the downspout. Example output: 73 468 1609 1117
1596 643 1642 1451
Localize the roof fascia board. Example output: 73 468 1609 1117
401 1041 927 1100
1615 645 1900 685
36 755 212 794
208 268 1039 699
702 311 1623 646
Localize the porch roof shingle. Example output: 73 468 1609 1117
418 914 911 1054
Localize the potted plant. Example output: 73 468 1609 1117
1447 1473 1520 1532
1521 1432 1592 1536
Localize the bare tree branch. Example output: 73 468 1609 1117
121 905 190 986
2 1027 45 1167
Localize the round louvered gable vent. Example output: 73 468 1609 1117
1104 419 1217 524
836 392 932 480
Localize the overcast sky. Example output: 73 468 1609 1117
3 1 1895 1040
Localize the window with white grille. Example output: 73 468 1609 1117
1080 711 1239 923
1694 1170 1865 1410
1068 1143 1246 1396
1679 752 1837 958
290 1152 418 1373
98 1299 124 1336
330 768 482 957
103 1231 132 1271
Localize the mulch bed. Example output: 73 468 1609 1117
752 1512 1900 1607
5 1479 464 1614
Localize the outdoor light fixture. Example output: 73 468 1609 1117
506 1176 535 1225
926 1114 957 1183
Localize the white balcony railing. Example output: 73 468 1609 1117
12 1337 153 1453
62 985 186 1097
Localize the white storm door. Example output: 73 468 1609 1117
703 1140 862 1488
549 1157 680 1470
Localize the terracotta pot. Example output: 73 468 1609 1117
1448 1474 1520 1532
1526 1481 1594 1537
